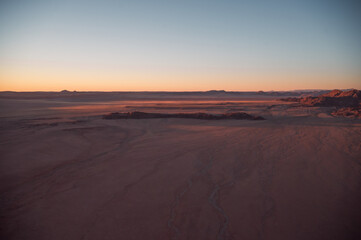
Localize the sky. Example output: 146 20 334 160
0 0 360 91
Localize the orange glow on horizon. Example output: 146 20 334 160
1 64 360 92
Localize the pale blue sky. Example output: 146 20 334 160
1 0 360 91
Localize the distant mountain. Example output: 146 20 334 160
206 90 226 93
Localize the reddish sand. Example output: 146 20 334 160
0 94 360 240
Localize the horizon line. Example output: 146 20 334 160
0 88 357 93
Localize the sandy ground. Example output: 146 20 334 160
0 96 360 240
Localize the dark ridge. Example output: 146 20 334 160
103 111 265 120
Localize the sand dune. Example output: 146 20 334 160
0 93 360 240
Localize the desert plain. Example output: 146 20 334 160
0 91 360 240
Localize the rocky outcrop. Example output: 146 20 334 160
280 89 361 119
103 111 265 120
331 107 361 119
280 89 361 107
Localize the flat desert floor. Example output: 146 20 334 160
0 95 360 240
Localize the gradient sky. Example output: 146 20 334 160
1 0 360 91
